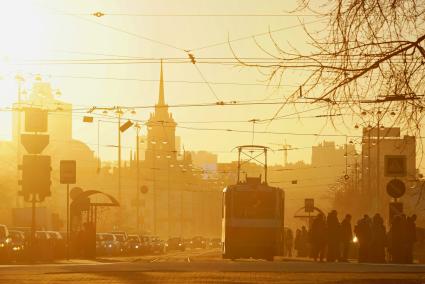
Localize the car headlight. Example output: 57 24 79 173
135 245 139 249
0 243 4 248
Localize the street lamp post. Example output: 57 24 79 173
135 123 141 232
151 141 157 234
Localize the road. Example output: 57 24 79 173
1 249 425 283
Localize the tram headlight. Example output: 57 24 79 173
352 236 358 243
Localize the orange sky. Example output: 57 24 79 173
0 0 411 167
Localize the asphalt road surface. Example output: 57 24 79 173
1 249 425 283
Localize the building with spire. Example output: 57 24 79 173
145 61 178 167
133 62 221 238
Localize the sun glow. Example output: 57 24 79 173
0 1 48 62
0 1 49 138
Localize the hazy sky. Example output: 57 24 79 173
0 0 380 165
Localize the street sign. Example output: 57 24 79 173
305 198 314 213
21 134 49 154
386 178 406 199
19 155 51 201
384 155 407 177
24 108 48 132
60 160 76 184
120 120 134 132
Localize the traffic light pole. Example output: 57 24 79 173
66 183 70 260
30 194 36 263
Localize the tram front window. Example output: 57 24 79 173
233 191 275 219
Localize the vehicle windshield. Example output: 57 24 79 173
233 191 276 219
102 234 114 241
114 235 125 242
9 231 23 240
0 226 7 239
168 238 181 244
128 236 140 242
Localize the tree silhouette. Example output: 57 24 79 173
236 0 425 132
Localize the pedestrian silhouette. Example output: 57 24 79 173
310 213 326 262
326 210 340 262
406 214 417 264
370 214 386 263
354 215 372 263
340 214 352 262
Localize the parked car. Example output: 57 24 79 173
191 236 207 249
8 230 26 260
35 231 53 260
166 237 185 252
109 232 128 254
127 235 143 255
150 236 165 254
140 235 152 254
97 233 121 256
0 225 12 262
46 231 66 259
208 237 221 249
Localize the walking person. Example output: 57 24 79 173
326 210 340 262
285 228 294 257
295 228 302 257
354 215 372 263
340 214 353 262
406 214 417 264
370 214 386 263
310 213 327 262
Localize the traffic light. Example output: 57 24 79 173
19 155 52 202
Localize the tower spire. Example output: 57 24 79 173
158 59 165 106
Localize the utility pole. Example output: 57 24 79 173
135 123 141 232
376 111 382 214
15 74 24 208
117 109 123 209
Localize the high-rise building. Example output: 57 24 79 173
145 61 177 168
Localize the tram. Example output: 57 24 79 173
221 145 285 261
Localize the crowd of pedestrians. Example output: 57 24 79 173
287 210 418 263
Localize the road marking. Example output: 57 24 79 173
187 257 191 263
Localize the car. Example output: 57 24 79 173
166 237 185 252
46 231 66 259
109 232 129 254
208 238 221 249
139 235 152 254
0 225 12 261
97 233 121 256
8 230 26 260
149 236 165 254
191 236 207 249
127 235 143 255
35 231 53 260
